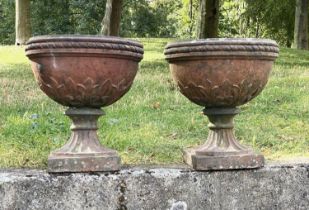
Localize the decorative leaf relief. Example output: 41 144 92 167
177 78 264 107
38 76 131 106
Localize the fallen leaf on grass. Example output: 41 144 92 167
152 101 160 109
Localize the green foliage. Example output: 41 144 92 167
219 0 245 37
219 0 296 46
0 0 182 43
0 0 15 44
174 0 199 38
121 0 157 37
31 0 106 35
69 0 106 34
31 0 73 35
121 0 181 37
0 0 305 47
0 0 107 44
243 0 295 47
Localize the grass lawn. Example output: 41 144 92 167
0 38 309 168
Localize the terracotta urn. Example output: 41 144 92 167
26 35 143 172
164 38 279 170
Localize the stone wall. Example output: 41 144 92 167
0 163 308 210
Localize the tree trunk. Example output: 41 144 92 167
197 0 219 39
189 0 193 21
255 17 260 38
101 0 123 36
101 0 113 35
205 0 219 38
110 0 122 36
293 0 308 49
197 0 206 38
15 0 31 45
189 0 193 36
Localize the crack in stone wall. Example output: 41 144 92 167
117 179 127 210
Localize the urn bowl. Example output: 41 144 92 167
26 35 144 108
164 38 279 171
25 35 143 172
164 38 279 107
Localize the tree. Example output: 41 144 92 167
243 0 295 47
120 0 180 37
197 0 206 38
293 0 308 49
0 0 15 44
15 0 31 45
0 0 301 45
188 0 194 35
101 0 123 36
175 0 198 38
197 0 219 38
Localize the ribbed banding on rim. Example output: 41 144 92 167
164 38 279 61
25 35 144 61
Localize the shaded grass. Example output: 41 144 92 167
0 39 308 168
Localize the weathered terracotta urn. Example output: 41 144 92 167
26 35 143 172
164 38 279 170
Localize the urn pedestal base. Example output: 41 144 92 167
48 108 120 173
183 108 264 171
48 153 120 173
183 149 264 171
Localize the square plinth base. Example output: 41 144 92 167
183 149 264 171
48 154 121 173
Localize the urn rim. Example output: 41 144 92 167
164 38 279 61
25 35 144 61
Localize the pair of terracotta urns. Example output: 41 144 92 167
25 36 279 172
